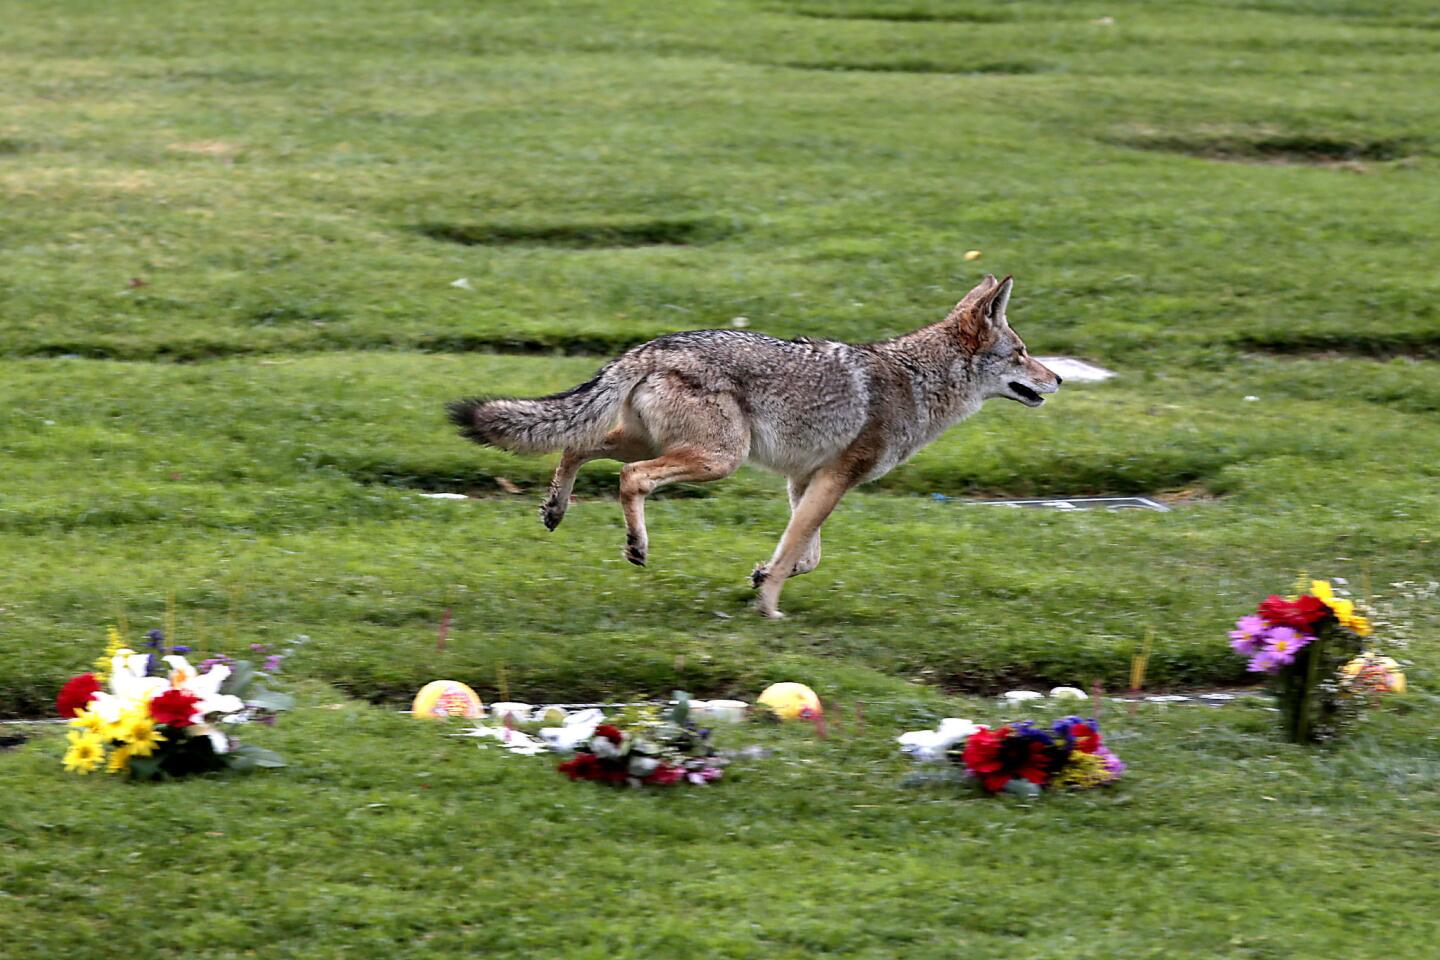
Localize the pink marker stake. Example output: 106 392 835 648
437 608 452 653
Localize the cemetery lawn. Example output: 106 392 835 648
1 0 1438 957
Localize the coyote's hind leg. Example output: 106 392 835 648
619 446 741 566
540 428 651 531
617 387 748 567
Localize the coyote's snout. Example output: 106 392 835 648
449 275 1060 617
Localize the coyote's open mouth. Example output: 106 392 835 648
1007 381 1044 406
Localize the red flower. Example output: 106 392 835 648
962 725 1055 793
57 673 101 718
1068 722 1101 754
643 764 685 786
1258 594 1330 632
593 724 625 744
149 688 200 727
557 752 630 783
558 753 603 780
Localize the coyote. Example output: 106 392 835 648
448 275 1061 618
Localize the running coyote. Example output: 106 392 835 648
448 275 1061 618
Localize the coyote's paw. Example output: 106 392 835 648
756 602 786 620
624 531 648 567
539 500 565 532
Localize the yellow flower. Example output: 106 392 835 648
1051 752 1111 791
62 731 106 774
68 707 107 737
105 744 134 774
94 625 127 681
118 715 166 757
1311 580 1372 636
1346 614 1373 637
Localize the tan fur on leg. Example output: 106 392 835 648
755 471 851 618
541 428 654 531
619 446 741 566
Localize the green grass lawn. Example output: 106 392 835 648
2 0 1438 956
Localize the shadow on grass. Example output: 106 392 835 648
1233 330 1440 359
782 59 1046 75
414 217 735 249
1111 132 1422 165
784 6 1017 24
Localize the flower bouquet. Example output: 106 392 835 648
57 628 295 779
1229 579 1374 743
899 716 1125 797
556 693 726 788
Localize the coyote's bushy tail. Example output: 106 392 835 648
446 361 635 454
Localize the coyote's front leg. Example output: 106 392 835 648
753 471 850 619
750 476 822 587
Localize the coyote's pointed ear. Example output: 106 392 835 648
955 275 1001 313
982 276 1013 331
948 275 1012 348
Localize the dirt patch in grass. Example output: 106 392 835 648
784 59 1045 75
415 217 732 249
166 139 242 159
786 6 1015 23
1114 132 1421 166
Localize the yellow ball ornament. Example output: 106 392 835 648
757 682 822 720
411 680 485 719
1342 656 1406 694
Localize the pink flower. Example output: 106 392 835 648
1228 614 1267 656
1261 626 1309 667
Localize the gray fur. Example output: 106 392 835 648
449 274 1061 617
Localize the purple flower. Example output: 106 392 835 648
1247 651 1282 674
197 655 233 673
250 643 268 653
262 654 284 672
1228 614 1267 656
1097 746 1126 779
172 645 192 654
144 629 165 649
1261 626 1309 667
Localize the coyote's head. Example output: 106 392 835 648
953 275 1062 407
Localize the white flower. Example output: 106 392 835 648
1001 690 1044 703
589 735 624 759
109 651 167 702
1049 686 1089 701
897 718 984 762
628 756 660 776
489 702 533 723
163 655 245 718
538 710 604 752
191 722 232 755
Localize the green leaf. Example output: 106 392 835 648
220 660 256 698
244 688 295 712
226 743 287 769
127 755 162 781
671 690 690 727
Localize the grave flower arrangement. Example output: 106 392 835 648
58 628 295 780
1229 578 1376 743
899 716 1125 797
556 693 726 788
